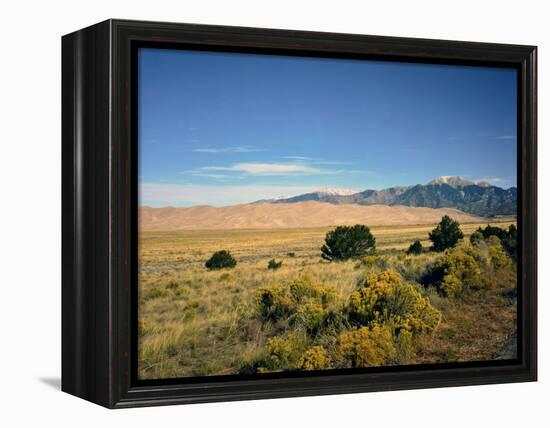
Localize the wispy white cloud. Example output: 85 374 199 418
282 156 352 166
475 177 504 184
312 160 353 166
283 156 317 161
446 133 517 141
192 146 262 153
473 177 516 188
201 162 324 176
190 173 228 179
139 183 319 207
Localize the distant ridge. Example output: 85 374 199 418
254 176 517 217
140 201 482 231
254 187 357 204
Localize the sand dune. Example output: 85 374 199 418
139 201 482 230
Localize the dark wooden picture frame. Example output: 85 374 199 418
62 19 537 408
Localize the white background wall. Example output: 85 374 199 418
0 0 546 426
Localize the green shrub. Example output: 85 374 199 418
205 250 237 270
478 224 509 241
267 259 283 270
502 224 517 261
472 224 517 261
321 224 376 261
347 271 441 335
407 240 423 255
469 230 484 246
429 215 464 251
317 310 350 335
287 252 296 257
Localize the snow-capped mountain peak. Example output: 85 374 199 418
428 176 475 187
313 188 357 196
251 178 515 216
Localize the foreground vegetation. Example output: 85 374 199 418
138 219 517 379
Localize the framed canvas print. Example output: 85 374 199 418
62 19 537 408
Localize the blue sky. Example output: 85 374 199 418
138 48 517 207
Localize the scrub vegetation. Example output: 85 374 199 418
138 218 517 380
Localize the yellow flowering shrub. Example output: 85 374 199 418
298 346 332 370
264 336 295 369
347 271 441 335
256 284 294 322
428 247 482 299
336 325 397 368
487 236 511 269
356 255 377 268
439 273 463 299
255 333 307 372
289 277 337 306
256 277 338 333
288 302 326 335
394 329 414 362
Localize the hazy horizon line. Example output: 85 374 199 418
139 176 517 209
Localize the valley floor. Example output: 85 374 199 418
138 219 517 379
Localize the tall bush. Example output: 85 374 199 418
321 224 376 261
429 215 463 251
205 250 237 270
267 259 283 270
407 240 423 255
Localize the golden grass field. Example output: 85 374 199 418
138 219 517 380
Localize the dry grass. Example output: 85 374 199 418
415 270 517 363
138 219 516 380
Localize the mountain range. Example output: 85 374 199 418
254 176 517 217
